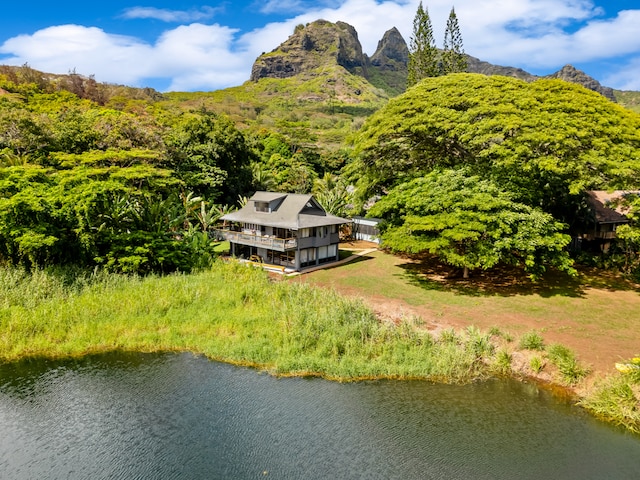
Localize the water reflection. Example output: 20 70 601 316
1 353 639 479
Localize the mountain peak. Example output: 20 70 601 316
547 64 616 102
249 20 367 82
370 27 409 66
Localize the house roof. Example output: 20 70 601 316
587 190 639 224
221 191 349 230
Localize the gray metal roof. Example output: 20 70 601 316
251 192 287 203
221 191 349 230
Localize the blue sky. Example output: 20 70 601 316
1 1 639 92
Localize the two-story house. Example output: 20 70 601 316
216 192 349 271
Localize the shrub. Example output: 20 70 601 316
492 349 512 375
439 328 459 345
518 330 545 351
529 356 545 374
547 343 589 384
465 326 494 358
580 376 640 434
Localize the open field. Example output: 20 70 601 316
297 243 640 376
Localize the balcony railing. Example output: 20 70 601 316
583 231 617 241
215 229 297 252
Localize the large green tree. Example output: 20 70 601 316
368 169 575 279
351 74 640 220
163 110 253 204
441 7 467 75
407 2 439 86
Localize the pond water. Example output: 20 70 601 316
1 352 639 479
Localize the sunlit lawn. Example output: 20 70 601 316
301 249 640 368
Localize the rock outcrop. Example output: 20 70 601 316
368 27 409 94
250 20 368 81
370 27 409 69
465 54 537 82
547 64 616 102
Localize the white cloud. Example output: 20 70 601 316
0 23 247 90
0 0 639 91
0 25 154 85
258 0 344 15
121 6 222 23
603 58 640 91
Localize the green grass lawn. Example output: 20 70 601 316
301 250 640 369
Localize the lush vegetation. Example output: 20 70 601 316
1 59 640 435
367 169 575 279
0 65 362 271
407 3 466 86
351 74 640 221
1 261 636 433
0 262 500 382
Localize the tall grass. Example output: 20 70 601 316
546 343 590 385
580 376 640 434
0 262 488 382
518 330 545 351
3 262 639 433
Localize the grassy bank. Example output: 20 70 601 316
0 262 638 433
0 261 493 381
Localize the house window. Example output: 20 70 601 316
300 248 317 267
318 244 338 264
317 226 329 238
255 201 270 213
243 223 264 235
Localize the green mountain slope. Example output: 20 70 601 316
162 64 390 152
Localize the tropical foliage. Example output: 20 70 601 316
368 169 575 279
0 74 254 272
352 74 640 221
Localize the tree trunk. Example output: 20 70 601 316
463 266 469 279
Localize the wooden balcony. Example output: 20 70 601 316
215 229 297 252
583 231 617 241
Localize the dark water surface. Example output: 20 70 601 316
1 352 639 479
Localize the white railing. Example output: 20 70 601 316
215 229 297 251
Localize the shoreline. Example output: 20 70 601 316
0 261 638 434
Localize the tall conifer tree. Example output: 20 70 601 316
441 7 467 75
407 2 439 87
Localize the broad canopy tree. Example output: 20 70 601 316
352 74 640 220
163 110 253 204
368 169 576 279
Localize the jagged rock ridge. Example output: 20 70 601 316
250 20 617 101
250 20 407 95
370 27 409 69
250 20 368 81
547 64 616 102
